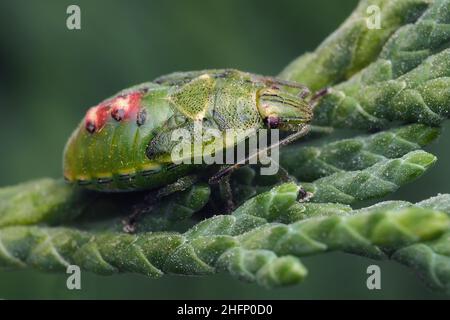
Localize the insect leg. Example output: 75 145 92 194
122 175 198 233
155 175 198 198
310 87 331 108
297 186 313 203
271 157 313 202
273 164 312 202
277 164 295 182
209 125 311 184
218 174 235 213
309 125 334 135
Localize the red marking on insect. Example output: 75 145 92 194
110 92 142 122
85 104 110 134
84 92 143 133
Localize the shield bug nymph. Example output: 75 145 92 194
63 69 328 231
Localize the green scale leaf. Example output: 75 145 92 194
0 183 449 288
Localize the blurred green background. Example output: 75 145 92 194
0 0 449 299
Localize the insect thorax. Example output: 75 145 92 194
168 72 263 131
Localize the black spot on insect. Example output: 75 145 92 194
118 174 133 181
77 179 92 186
111 108 125 122
85 121 96 134
166 163 179 171
136 109 147 126
97 177 113 185
141 168 161 177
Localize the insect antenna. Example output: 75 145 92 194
310 87 331 109
257 76 311 98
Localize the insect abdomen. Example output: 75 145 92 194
63 85 193 191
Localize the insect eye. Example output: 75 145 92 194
264 116 280 129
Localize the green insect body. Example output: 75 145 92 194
63 69 313 192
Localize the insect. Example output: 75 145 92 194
63 69 327 231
